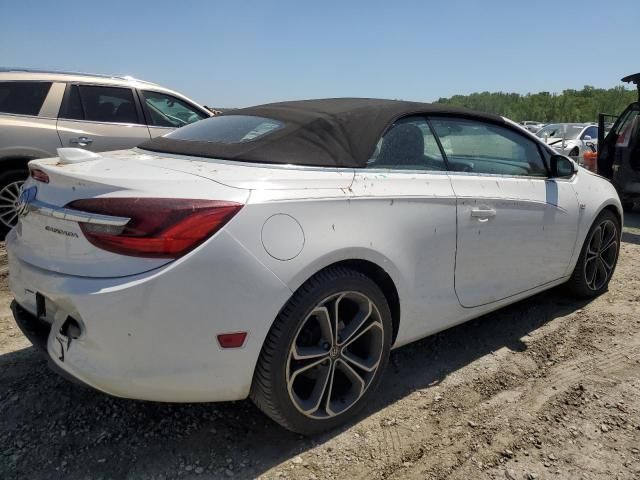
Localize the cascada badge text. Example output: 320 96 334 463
16 186 37 217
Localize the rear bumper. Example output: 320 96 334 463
7 229 293 403
11 301 90 388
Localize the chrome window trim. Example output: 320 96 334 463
56 117 149 128
446 170 549 180
26 199 130 226
0 112 57 120
360 167 450 176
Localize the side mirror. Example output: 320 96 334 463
583 135 592 141
550 154 577 178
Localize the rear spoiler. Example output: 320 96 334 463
622 73 640 102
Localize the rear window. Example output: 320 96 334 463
165 115 283 143
0 81 52 116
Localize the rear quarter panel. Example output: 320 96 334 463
226 172 462 347
0 114 61 159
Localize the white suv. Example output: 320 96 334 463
0 68 213 236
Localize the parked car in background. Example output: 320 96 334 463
0 68 212 236
519 120 544 133
9 98 621 435
536 123 598 158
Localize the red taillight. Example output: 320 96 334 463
217 332 247 348
65 198 243 258
29 168 50 183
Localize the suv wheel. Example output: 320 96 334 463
0 169 27 238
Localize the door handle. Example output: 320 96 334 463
470 207 496 221
69 136 93 146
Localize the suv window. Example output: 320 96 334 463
60 85 140 124
367 116 446 170
140 91 207 128
0 81 52 116
430 117 547 177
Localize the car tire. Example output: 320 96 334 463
569 147 579 158
566 209 620 298
0 168 28 239
250 266 393 435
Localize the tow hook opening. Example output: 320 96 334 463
60 316 82 340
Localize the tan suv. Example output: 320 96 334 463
0 68 213 236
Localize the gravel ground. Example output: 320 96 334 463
1 214 640 480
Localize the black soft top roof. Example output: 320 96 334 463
139 98 506 168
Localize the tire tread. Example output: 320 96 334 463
250 266 378 432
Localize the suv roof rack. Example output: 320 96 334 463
0 67 155 84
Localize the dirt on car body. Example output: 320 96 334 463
1 215 640 480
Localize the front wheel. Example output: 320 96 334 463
567 210 620 298
250 266 392 435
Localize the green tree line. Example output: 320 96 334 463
436 86 637 123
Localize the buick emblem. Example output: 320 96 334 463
329 345 340 359
16 186 37 217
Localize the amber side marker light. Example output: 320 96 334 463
217 332 248 348
583 151 598 173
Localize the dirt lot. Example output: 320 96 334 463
1 216 640 480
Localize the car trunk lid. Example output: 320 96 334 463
9 150 250 278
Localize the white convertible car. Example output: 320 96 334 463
8 99 621 434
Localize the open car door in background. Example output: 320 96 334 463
597 74 640 210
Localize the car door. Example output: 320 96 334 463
56 84 151 152
349 115 461 340
429 117 580 308
138 89 209 139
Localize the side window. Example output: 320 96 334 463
0 81 52 116
59 85 140 124
430 117 547 177
367 116 446 171
582 126 597 140
59 85 83 120
615 109 640 147
140 90 207 128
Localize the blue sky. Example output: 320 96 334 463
1 0 638 108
